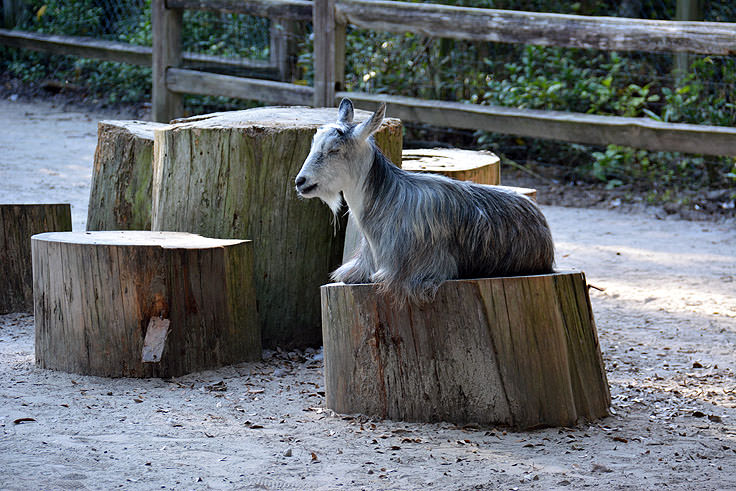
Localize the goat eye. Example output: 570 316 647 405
327 148 340 155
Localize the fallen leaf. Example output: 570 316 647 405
206 381 227 392
311 452 319 462
13 417 36 425
592 463 613 473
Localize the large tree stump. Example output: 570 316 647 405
87 120 167 231
1 204 71 314
151 107 402 349
321 272 610 429
32 231 260 377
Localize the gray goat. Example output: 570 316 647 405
295 98 555 304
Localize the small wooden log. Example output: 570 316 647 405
152 106 402 349
401 148 500 185
32 231 260 377
0 204 71 314
321 272 610 429
87 120 167 231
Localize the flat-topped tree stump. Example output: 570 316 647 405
1 204 71 314
402 148 500 185
87 120 167 231
32 231 260 378
321 272 611 429
402 147 537 200
152 107 402 349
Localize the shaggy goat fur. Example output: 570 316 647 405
295 98 555 304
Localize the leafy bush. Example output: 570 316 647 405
2 0 735 191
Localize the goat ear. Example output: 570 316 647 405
337 98 354 124
355 102 386 141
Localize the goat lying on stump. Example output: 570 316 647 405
295 98 555 304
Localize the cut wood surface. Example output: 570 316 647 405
0 204 71 314
151 106 402 349
32 231 260 378
402 148 500 185
87 120 167 231
321 272 611 429
496 185 537 201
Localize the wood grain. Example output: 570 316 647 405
32 231 260 377
336 0 736 55
321 272 611 429
87 120 167 231
0 204 71 314
401 148 500 185
151 106 402 349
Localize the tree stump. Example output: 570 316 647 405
1 204 71 314
401 148 500 185
151 107 402 349
32 231 260 377
321 272 611 429
87 120 167 231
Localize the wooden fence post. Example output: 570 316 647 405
2 0 21 28
152 0 183 122
270 18 297 82
313 0 340 107
675 0 703 79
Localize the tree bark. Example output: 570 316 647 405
151 106 402 349
87 120 167 231
321 272 611 429
0 204 71 314
401 148 500 185
32 231 260 378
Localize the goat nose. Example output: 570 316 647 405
295 176 306 188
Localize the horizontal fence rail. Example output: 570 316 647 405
339 92 736 157
166 0 313 20
167 68 314 106
1 0 734 156
336 0 736 55
0 28 278 76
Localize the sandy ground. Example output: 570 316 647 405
0 97 735 490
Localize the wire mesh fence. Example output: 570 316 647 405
1 0 734 188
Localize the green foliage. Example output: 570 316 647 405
2 0 735 192
1 0 269 106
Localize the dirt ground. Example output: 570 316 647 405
0 97 734 490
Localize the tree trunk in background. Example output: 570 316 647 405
321 272 611 429
0 204 71 313
33 231 260 377
151 106 402 349
87 120 167 231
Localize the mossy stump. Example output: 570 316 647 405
321 272 611 429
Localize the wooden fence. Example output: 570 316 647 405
2 0 736 156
